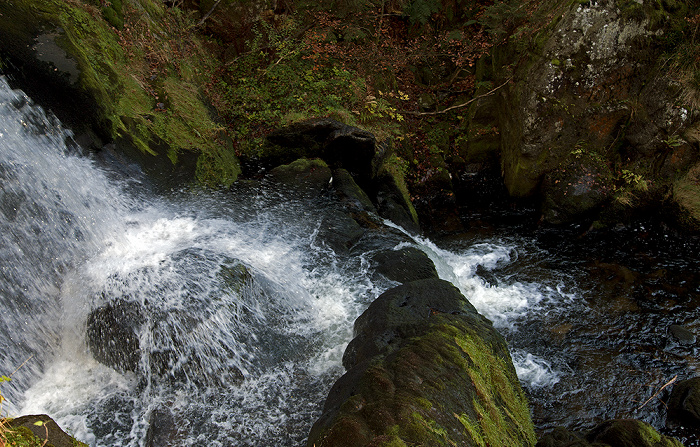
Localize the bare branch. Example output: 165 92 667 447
196 0 222 27
636 375 677 410
403 77 512 117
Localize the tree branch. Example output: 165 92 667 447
636 375 677 410
196 0 222 27
403 77 512 116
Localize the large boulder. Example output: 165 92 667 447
266 120 421 233
0 0 240 187
309 278 535 447
537 420 683 447
371 246 438 284
85 252 254 386
667 377 700 428
493 0 699 225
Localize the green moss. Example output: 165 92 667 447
6 0 239 186
452 328 536 447
2 425 44 447
380 155 420 225
456 413 486 447
379 436 408 447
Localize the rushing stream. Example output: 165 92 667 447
0 75 698 446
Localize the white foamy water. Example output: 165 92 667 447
0 73 566 447
383 221 565 389
0 76 379 446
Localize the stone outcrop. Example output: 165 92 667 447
265 119 420 233
537 419 684 447
487 0 700 227
308 278 536 447
667 376 700 428
0 0 241 187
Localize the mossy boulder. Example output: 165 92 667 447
375 163 421 234
0 0 240 187
587 420 684 447
268 158 333 193
332 168 378 214
309 278 536 447
536 420 683 447
667 377 700 428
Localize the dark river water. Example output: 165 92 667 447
0 74 698 446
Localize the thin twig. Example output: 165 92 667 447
9 355 34 378
196 0 222 27
403 77 512 116
637 375 677 410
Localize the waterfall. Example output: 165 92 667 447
6 73 689 445
0 77 383 446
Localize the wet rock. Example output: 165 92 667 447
86 251 254 385
310 278 535 447
268 158 332 194
536 426 589 447
342 279 481 368
493 0 699 225
668 377 700 427
316 211 366 253
86 300 144 373
375 167 420 234
145 407 182 447
371 246 438 284
669 324 696 345
332 168 377 214
537 421 684 447
587 419 684 447
0 6 98 134
8 414 87 447
475 264 500 287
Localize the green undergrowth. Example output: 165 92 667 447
212 16 374 159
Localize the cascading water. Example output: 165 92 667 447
0 77 386 446
1 74 698 446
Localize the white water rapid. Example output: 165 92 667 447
0 77 561 446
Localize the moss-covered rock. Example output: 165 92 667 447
309 278 536 447
491 0 699 225
587 419 684 447
268 157 333 192
0 0 240 187
667 376 700 428
375 161 421 234
5 414 88 447
536 420 684 447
